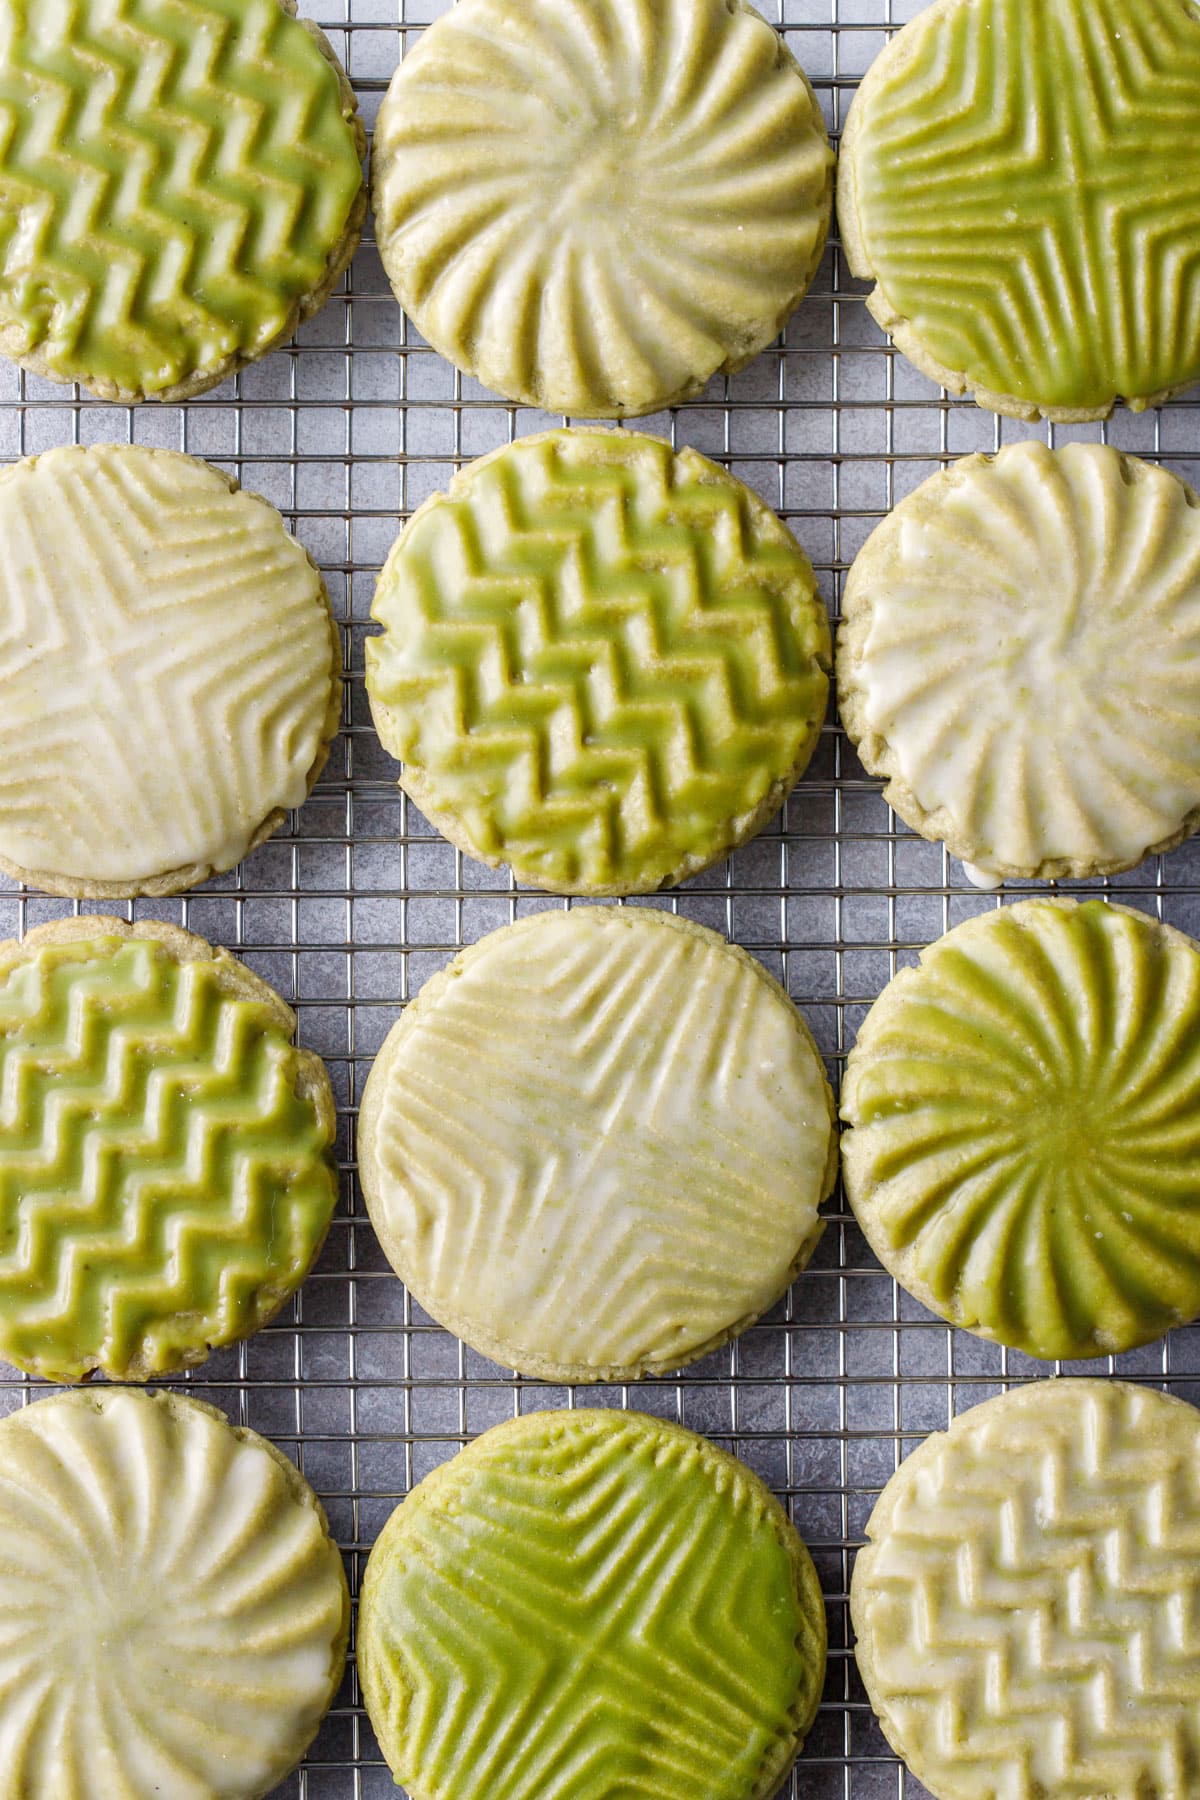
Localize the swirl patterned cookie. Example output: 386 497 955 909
372 0 833 417
841 898 1200 1362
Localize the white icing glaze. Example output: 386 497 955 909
0 443 335 884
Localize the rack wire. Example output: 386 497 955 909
1 1 1199 1795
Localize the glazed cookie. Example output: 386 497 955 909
359 1409 827 1800
0 442 342 898
358 907 837 1383
837 0 1200 420
0 916 338 1383
365 429 830 895
0 0 365 402
841 899 1200 1362
372 0 833 417
0 1387 348 1800
837 442 1200 887
853 1380 1200 1800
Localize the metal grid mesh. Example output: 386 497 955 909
2 2 1200 1795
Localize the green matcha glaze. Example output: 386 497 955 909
0 0 363 396
846 0 1200 414
0 936 337 1381
359 1410 827 1800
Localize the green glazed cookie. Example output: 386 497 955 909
837 442 1200 887
372 0 833 417
0 1387 349 1800
0 915 338 1383
853 1379 1200 1800
359 1409 827 1800
0 0 366 402
841 899 1200 1361
358 907 837 1383
365 429 831 896
837 0 1200 421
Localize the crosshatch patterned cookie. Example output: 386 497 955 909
358 906 838 1384
0 442 342 899
0 0 366 402
853 1380 1200 1800
0 1387 349 1800
365 428 831 896
359 1409 827 1800
841 898 1200 1362
372 0 833 417
837 0 1200 420
837 442 1200 887
0 916 338 1384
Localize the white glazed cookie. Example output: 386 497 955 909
357 907 838 1382
0 1387 349 1800
837 441 1200 885
0 442 341 897
372 0 834 417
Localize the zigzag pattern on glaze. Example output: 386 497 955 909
0 0 364 398
852 1381 1200 1800
841 0 1200 418
0 931 337 1382
366 430 830 895
359 1411 826 1800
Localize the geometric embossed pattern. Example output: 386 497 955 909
373 0 833 417
0 1389 349 1800
840 0 1200 419
365 429 831 895
359 1409 827 1800
358 908 837 1382
841 899 1200 1362
852 1381 1200 1800
0 0 364 399
0 928 338 1382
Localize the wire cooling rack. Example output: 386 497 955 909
1 2 1199 1796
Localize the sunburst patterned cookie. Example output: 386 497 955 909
837 0 1200 420
841 898 1200 1362
0 1387 349 1800
359 1409 827 1800
372 0 833 417
852 1380 1200 1800
358 907 837 1383
837 442 1200 886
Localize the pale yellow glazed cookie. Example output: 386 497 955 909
357 907 838 1382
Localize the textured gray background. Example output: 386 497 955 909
1 1 1198 1795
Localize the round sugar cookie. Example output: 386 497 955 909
837 442 1200 886
0 442 342 898
837 0 1200 421
841 898 1200 1362
359 1409 827 1800
372 0 833 417
0 0 366 402
0 1387 349 1800
365 429 831 896
0 915 338 1384
852 1380 1200 1800
358 907 837 1383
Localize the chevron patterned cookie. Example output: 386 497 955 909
837 442 1200 886
359 1409 827 1800
0 1387 348 1800
365 429 831 895
853 1379 1200 1800
0 0 365 402
0 442 341 898
838 0 1200 421
0 916 337 1383
358 907 837 1383
841 898 1200 1362
372 0 833 417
